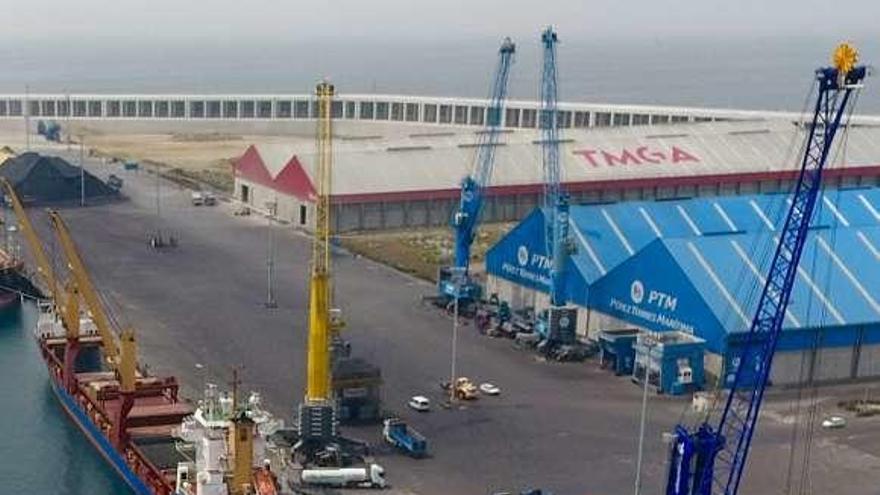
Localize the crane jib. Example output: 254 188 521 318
443 38 515 301
665 62 868 495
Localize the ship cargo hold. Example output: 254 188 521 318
35 303 192 495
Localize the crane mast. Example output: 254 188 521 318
1 178 82 344
307 81 334 404
539 26 569 308
48 210 136 391
296 80 339 458
439 38 516 302
1 177 60 307
532 26 579 352
666 44 867 495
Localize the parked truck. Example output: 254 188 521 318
36 120 61 142
383 418 427 458
300 463 386 488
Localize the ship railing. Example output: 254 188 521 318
124 444 175 495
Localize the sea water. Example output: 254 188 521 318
0 303 131 494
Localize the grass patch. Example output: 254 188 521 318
339 224 513 282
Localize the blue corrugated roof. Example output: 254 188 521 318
663 227 880 334
568 186 880 284
488 185 880 352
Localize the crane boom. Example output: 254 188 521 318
440 38 516 301
48 210 123 370
306 81 334 404
295 81 341 458
1 177 59 304
539 26 569 308
666 45 868 495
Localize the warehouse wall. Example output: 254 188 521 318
235 171 880 233
857 343 880 377
486 274 632 340
236 178 313 228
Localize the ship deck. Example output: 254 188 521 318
40 333 193 495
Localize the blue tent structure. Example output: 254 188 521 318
486 186 880 384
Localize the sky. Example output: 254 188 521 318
4 0 879 43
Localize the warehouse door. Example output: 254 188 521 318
241 184 250 204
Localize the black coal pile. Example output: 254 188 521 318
0 152 118 204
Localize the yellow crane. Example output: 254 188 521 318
307 80 334 402
1 177 83 392
296 81 338 457
48 210 137 393
1 178 62 310
1 178 132 389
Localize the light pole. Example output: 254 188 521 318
155 161 161 218
265 199 278 309
634 331 660 495
79 137 85 207
448 267 466 403
24 85 30 151
65 92 71 151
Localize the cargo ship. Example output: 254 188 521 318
35 301 285 495
0 246 43 309
3 173 285 495
35 301 193 495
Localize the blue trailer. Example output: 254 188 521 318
383 418 427 458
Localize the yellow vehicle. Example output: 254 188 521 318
442 377 479 400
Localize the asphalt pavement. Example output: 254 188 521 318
22 148 880 495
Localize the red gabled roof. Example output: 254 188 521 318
235 146 316 202
235 145 274 187
273 155 317 202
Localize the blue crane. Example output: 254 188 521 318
665 44 867 495
438 38 516 304
539 26 568 308
533 26 578 352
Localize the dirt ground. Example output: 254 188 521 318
77 132 291 192
5 126 512 282
338 223 513 282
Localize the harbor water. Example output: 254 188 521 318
0 302 131 494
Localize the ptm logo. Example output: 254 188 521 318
630 280 645 304
630 280 678 311
517 245 529 267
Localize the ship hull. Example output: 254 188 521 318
0 289 20 309
37 324 187 495
49 378 153 495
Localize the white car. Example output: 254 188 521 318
821 415 846 429
479 383 501 396
408 395 430 412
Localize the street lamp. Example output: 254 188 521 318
79 136 85 207
447 266 466 404
264 199 278 309
634 330 661 495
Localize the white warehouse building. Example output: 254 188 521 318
233 120 880 231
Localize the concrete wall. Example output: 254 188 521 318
486 274 632 341
857 343 880 378
235 166 880 233
236 178 313 228
490 269 880 387
769 344 873 385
